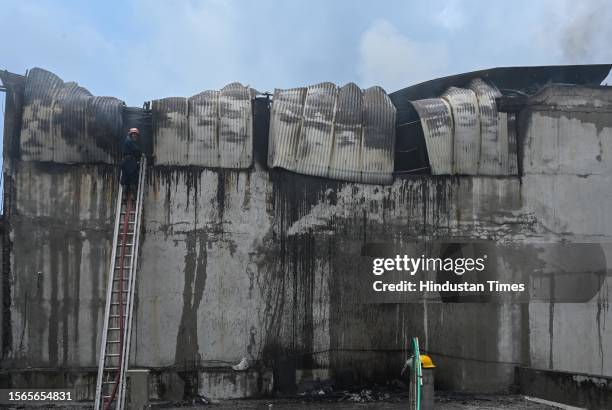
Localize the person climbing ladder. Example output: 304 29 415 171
120 127 143 197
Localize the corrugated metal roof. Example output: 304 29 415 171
410 98 453 175
328 83 363 181
20 67 124 164
219 83 253 168
268 83 395 184
468 79 508 175
153 83 254 168
361 86 396 184
442 86 480 175
268 87 307 170
152 97 189 165
188 90 219 166
411 78 519 176
294 82 337 177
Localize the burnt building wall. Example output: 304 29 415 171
1 68 611 394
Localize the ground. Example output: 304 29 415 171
1 394 560 409
155 394 558 409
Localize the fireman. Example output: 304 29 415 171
121 127 143 196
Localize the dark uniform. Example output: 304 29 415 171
120 135 143 195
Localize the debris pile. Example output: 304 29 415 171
298 379 409 403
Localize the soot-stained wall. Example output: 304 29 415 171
1 70 612 394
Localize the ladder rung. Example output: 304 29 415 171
108 327 121 331
107 340 121 343
106 353 120 357
109 314 125 318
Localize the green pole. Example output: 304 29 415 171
413 337 421 410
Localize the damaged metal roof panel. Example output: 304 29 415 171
219 83 253 168
268 83 395 184
410 98 453 175
442 86 480 175
411 79 519 176
152 97 189 165
294 82 337 178
153 83 254 168
328 83 363 182
361 86 396 184
20 67 124 164
188 90 219 166
468 79 508 175
267 87 307 170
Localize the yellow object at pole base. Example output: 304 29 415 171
420 354 435 368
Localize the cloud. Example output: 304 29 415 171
120 0 244 103
435 0 467 31
2 0 610 105
358 19 449 92
0 1 118 94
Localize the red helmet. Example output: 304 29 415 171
129 127 140 136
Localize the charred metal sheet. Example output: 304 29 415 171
294 82 337 178
218 83 253 169
411 79 519 176
442 87 480 175
267 87 307 170
154 83 253 168
507 113 518 174
252 96 271 167
411 98 454 175
469 79 508 175
328 83 363 182
361 86 396 184
496 92 529 113
268 83 395 184
20 68 124 164
188 90 219 166
152 97 189 165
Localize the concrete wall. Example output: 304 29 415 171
2 84 612 395
521 86 612 377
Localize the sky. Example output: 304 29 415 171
1 0 612 106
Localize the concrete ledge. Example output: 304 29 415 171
0 368 97 401
1 367 273 401
150 367 273 400
516 367 612 410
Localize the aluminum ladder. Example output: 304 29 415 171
95 158 146 410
